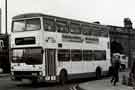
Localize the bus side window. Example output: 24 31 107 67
56 20 68 33
71 50 82 61
82 25 91 35
58 49 70 61
93 50 106 61
43 18 55 32
89 25 101 37
100 29 109 37
26 18 41 31
70 23 81 34
83 50 93 61
92 30 101 37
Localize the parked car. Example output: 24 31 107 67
119 54 128 70
113 53 128 70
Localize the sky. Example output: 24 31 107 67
1 0 135 33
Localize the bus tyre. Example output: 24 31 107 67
59 70 67 85
96 68 101 79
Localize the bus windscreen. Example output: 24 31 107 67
12 48 43 65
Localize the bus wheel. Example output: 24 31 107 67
96 68 101 79
59 70 67 85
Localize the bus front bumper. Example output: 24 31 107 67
10 71 41 81
10 71 58 82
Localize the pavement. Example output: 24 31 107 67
79 70 133 90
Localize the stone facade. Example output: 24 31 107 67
108 25 135 67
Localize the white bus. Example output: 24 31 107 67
10 13 111 84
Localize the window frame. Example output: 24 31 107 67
83 50 93 61
82 25 92 35
71 49 82 61
12 20 26 32
93 50 106 61
25 18 41 31
58 49 70 61
43 18 55 32
55 20 69 33
12 17 41 32
70 22 81 34
11 47 43 64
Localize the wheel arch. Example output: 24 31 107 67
59 68 68 76
96 66 102 72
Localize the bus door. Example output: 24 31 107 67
45 49 56 76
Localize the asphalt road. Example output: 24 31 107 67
0 72 127 90
0 76 84 90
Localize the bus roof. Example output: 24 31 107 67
12 13 109 30
12 13 45 19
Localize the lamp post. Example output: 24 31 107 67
5 0 7 34
124 18 133 68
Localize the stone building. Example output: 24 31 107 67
108 25 135 67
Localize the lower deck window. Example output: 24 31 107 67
71 50 82 61
58 49 70 61
93 50 106 60
83 50 93 61
57 49 106 61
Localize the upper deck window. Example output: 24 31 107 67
12 18 41 32
92 30 101 36
43 18 55 32
100 29 109 37
13 20 25 32
70 23 81 34
26 18 41 31
90 26 109 37
82 25 92 35
56 20 68 33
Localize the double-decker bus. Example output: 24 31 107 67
10 13 111 84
